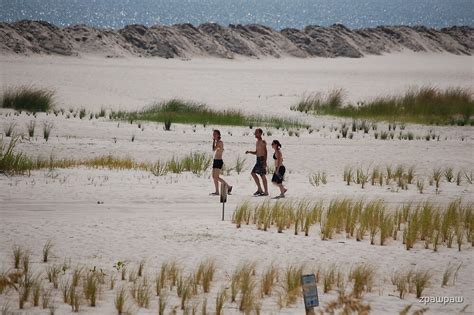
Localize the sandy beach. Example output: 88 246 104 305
1 53 473 114
0 53 473 314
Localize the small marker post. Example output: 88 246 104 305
220 183 227 221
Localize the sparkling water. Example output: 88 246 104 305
1 0 472 29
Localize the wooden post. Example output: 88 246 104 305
220 183 227 221
222 203 225 221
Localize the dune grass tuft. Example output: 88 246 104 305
114 286 127 315
0 137 33 175
349 264 375 298
413 270 431 298
282 264 303 306
83 271 99 307
43 122 54 141
292 86 474 125
131 275 151 308
260 264 278 297
324 290 371 314
111 99 307 128
1 85 55 112
42 240 54 263
215 287 227 315
12 245 24 269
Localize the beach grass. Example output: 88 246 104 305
1 85 55 112
111 99 307 128
0 242 466 314
291 87 474 125
42 240 54 263
114 286 127 315
0 137 33 175
349 264 375 298
1 137 217 176
234 198 472 252
4 121 16 137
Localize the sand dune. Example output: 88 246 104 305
0 20 472 58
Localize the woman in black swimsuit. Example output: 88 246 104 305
211 130 232 196
271 140 287 198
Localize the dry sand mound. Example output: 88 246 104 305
0 20 472 58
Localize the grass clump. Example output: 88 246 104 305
444 167 454 182
234 155 246 174
230 262 257 309
309 171 327 186
27 120 36 138
442 263 462 287
150 160 168 176
131 275 151 308
215 287 227 315
324 291 371 314
158 291 168 315
391 270 411 299
112 99 307 128
291 89 344 113
114 286 128 314
43 122 54 141
42 240 54 263
1 85 55 112
232 201 252 228
12 244 24 269
46 265 61 289
194 259 216 293
349 264 375 298
83 271 100 307
292 86 474 125
413 270 431 298
4 121 16 137
181 152 212 175
0 136 33 175
281 264 303 306
32 280 41 306
260 264 278 297
16 270 35 309
42 288 53 309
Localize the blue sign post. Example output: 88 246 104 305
301 274 319 314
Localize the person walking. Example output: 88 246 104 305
211 130 232 196
271 140 287 198
245 128 269 196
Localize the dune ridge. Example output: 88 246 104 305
0 20 472 58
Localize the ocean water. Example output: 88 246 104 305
1 0 473 30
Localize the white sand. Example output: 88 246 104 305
0 53 473 314
1 53 473 114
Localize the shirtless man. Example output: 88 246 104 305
245 128 269 196
211 130 232 196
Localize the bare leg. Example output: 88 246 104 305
217 177 229 188
261 175 269 195
251 172 262 192
212 169 220 193
278 183 287 195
